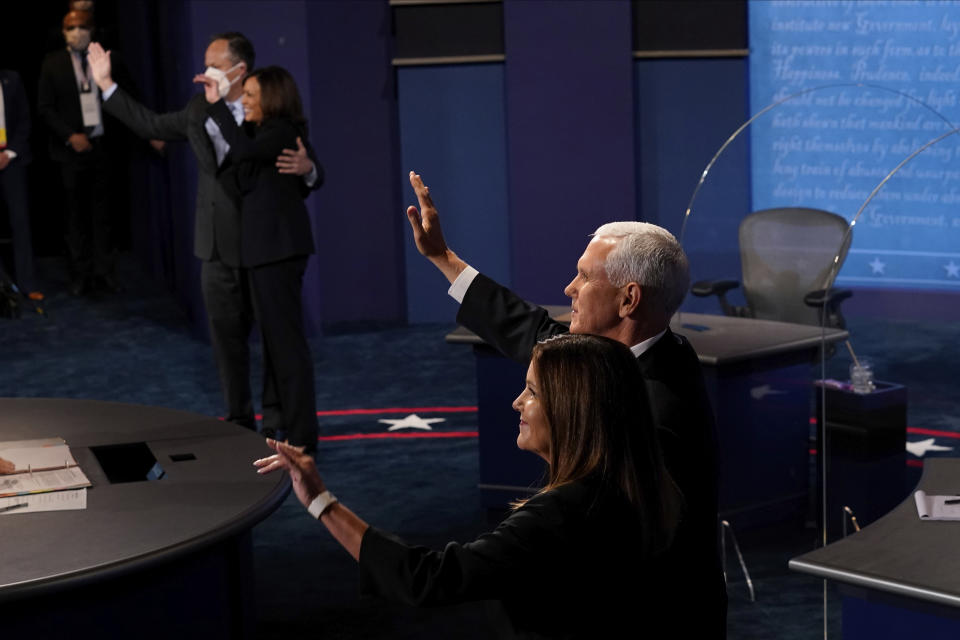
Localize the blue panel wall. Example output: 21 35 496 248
397 65 510 323
634 58 752 314
503 0 636 304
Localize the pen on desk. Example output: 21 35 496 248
944 498 960 505
0 502 29 513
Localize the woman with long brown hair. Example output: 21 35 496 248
255 334 683 637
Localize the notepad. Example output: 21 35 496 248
0 488 86 514
914 490 960 521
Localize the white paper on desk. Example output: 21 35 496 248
0 441 78 472
914 490 960 520
0 437 66 451
0 488 87 514
0 466 91 497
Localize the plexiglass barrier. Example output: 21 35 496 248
675 82 959 637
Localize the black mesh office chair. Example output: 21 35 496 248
691 207 853 329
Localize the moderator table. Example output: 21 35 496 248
0 398 289 640
790 458 960 639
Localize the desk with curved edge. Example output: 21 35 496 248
790 458 960 639
0 398 289 640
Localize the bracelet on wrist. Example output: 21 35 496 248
307 490 338 519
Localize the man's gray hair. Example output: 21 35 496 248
593 221 690 318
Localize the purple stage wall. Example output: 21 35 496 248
502 0 636 304
303 1 405 329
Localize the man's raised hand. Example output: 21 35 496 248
87 42 114 92
406 171 468 283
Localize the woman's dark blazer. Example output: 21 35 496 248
206 99 321 268
358 477 679 639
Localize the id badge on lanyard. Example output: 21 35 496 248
80 86 101 129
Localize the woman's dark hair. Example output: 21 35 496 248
246 66 305 125
529 334 682 555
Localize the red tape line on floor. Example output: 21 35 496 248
318 431 478 442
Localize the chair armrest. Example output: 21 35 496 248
804 288 853 329
803 288 853 308
691 279 740 298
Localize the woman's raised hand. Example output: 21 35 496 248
253 439 325 509
192 74 221 105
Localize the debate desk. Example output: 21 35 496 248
790 458 960 639
447 310 847 523
0 398 288 640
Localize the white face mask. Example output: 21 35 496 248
64 27 92 52
203 62 244 99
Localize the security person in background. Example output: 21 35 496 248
39 9 120 296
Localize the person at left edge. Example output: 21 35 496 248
0 69 41 302
86 37 322 451
38 10 120 296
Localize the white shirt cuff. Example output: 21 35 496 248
304 164 318 187
447 265 479 304
102 82 118 101
3 150 17 160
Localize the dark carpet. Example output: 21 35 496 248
4 255 957 639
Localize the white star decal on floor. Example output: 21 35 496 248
378 414 446 431
906 438 954 457
869 257 886 275
944 261 960 278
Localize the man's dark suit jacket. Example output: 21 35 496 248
206 100 320 267
1 70 32 164
38 49 88 163
360 475 680 638
457 272 727 637
101 86 244 266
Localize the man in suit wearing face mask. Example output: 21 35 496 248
87 33 323 452
38 9 120 296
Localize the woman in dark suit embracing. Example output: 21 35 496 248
198 66 320 453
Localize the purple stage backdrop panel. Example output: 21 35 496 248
113 0 206 335
503 0 636 304
634 58 752 315
304 1 405 327
397 64 510 324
